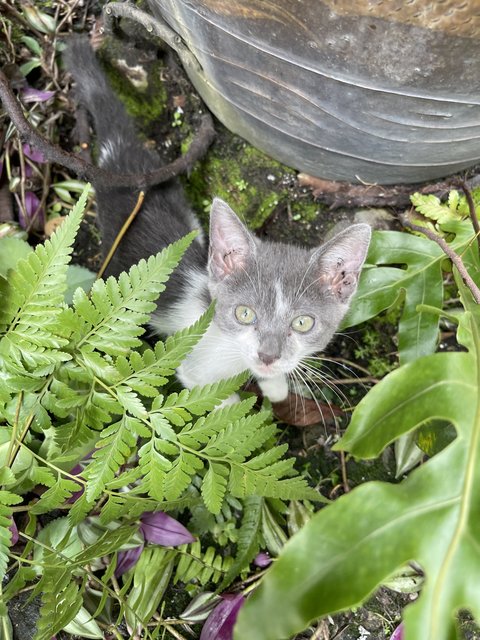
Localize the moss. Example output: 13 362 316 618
289 200 320 223
183 138 292 229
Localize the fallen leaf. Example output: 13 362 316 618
44 216 65 237
272 392 343 427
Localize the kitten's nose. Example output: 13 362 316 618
258 352 279 366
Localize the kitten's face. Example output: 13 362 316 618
207 199 371 380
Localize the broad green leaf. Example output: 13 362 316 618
65 264 96 304
0 237 32 278
63 607 103 639
343 230 444 364
125 547 175 633
235 307 480 640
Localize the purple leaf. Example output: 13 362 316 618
66 452 94 504
391 623 404 640
22 87 55 103
9 517 18 546
140 511 196 546
22 143 46 164
253 552 272 568
19 191 45 231
115 544 144 577
200 594 245 640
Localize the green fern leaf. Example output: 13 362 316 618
73 523 137 565
34 564 83 640
68 492 94 526
116 386 148 419
73 232 196 356
84 416 139 501
99 494 128 524
138 437 171 501
202 413 274 461
31 476 81 514
161 372 249 417
174 540 233 586
410 192 459 225
219 496 263 591
179 398 257 448
201 462 229 514
0 490 22 581
163 451 204 500
0 186 89 375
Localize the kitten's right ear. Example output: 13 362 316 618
208 198 256 281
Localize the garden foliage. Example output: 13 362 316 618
0 186 317 639
236 189 480 640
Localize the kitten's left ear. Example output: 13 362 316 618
208 198 256 281
311 224 371 303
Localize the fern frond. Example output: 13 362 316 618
138 437 172 501
34 564 83 640
73 233 196 356
111 306 215 398
0 490 22 581
201 412 275 461
161 372 249 417
219 496 263 591
174 540 233 586
68 492 94 526
84 416 139 501
163 451 204 500
0 186 89 375
31 476 81 514
201 462 229 514
179 398 256 448
229 465 318 501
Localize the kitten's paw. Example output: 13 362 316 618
258 375 289 403
218 393 241 407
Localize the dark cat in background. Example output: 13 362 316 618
64 37 371 404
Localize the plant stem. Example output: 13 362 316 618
402 217 480 304
456 179 480 256
97 190 145 279
0 70 215 189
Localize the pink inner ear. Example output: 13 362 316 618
210 247 247 280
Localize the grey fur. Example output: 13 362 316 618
65 37 371 402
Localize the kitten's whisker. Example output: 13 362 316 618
292 366 329 431
288 370 307 424
299 362 350 406
304 356 371 393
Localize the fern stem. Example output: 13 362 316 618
97 190 145 280
15 443 87 485
6 392 23 469
19 530 136 623
8 413 34 469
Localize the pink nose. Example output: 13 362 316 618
258 352 278 366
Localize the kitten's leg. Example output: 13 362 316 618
257 375 289 403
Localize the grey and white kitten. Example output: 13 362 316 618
65 38 371 403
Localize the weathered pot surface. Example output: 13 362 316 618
145 0 480 184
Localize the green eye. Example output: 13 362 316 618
291 315 314 333
235 305 257 325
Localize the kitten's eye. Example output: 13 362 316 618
291 315 314 333
235 305 257 325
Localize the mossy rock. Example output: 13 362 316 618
182 131 295 229
99 35 168 133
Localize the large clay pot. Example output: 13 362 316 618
144 0 480 184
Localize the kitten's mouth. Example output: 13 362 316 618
253 362 284 377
